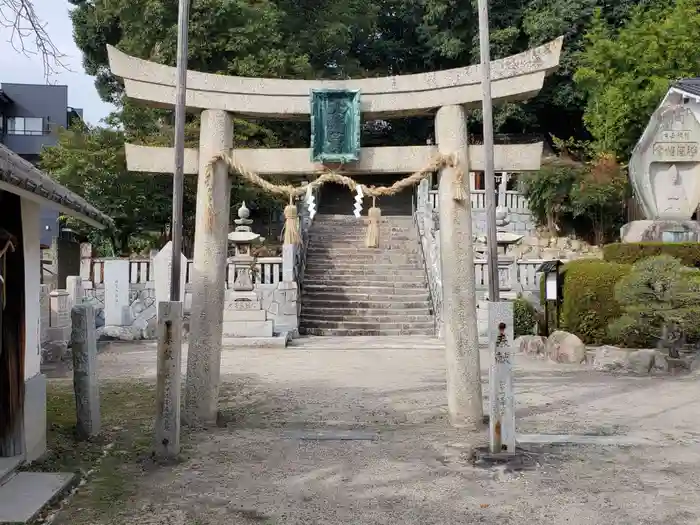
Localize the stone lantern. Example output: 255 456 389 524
228 202 260 293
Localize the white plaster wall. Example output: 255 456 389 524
21 199 41 380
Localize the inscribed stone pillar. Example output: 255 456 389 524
66 275 83 311
153 241 187 311
103 259 130 326
435 104 483 429
154 301 183 458
71 304 100 439
184 109 233 426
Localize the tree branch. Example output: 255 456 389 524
0 0 71 80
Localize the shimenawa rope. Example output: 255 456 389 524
204 152 465 246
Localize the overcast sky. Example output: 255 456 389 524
0 0 115 124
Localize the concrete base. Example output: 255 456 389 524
517 433 655 447
222 320 273 337
0 472 75 523
621 219 700 242
222 334 290 348
23 374 47 463
0 456 22 485
223 309 266 322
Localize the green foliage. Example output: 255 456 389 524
40 126 179 256
560 259 631 344
520 154 629 243
514 298 537 337
520 158 580 235
603 242 700 268
575 0 700 158
68 0 653 147
608 255 700 347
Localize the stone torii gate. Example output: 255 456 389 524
107 38 563 427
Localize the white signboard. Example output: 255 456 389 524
545 272 558 301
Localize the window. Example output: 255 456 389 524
6 116 45 136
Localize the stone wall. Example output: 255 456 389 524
258 282 299 335
506 234 603 261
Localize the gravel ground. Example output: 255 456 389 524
54 336 700 524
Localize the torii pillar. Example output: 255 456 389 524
436 105 483 429
183 110 233 426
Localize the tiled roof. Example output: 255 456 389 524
0 143 112 228
674 77 700 97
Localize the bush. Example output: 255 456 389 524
608 255 700 348
513 298 537 337
560 259 631 344
603 242 700 268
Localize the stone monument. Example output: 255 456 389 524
153 241 187 315
626 100 700 242
223 203 273 338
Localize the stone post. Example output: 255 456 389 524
184 109 233 426
154 301 183 458
79 243 92 282
435 104 483 429
488 301 515 454
66 275 83 311
48 290 71 342
153 241 187 315
282 244 295 282
71 304 100 439
103 259 131 326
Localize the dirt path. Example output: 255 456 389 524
54 336 700 524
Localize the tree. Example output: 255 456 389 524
575 0 700 158
40 125 184 256
1 0 68 79
569 153 629 244
609 255 700 348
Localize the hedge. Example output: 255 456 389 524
603 242 700 267
559 260 631 345
513 297 537 337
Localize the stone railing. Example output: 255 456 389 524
415 179 444 337
88 257 283 289
473 259 544 293
428 189 529 213
293 185 319 289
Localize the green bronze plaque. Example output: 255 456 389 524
310 89 361 164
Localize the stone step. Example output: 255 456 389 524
307 246 421 253
222 320 273 337
0 457 22 487
305 257 423 266
309 230 418 237
0 472 75 524
302 291 429 302
222 334 290 348
306 261 423 268
300 313 433 323
304 268 426 277
301 306 431 316
302 279 427 288
300 318 434 329
299 326 435 336
310 228 413 234
302 298 431 309
303 284 428 295
222 309 267 322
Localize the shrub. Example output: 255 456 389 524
513 297 537 337
560 259 631 344
603 242 700 268
608 255 700 348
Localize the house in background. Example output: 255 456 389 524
0 83 84 249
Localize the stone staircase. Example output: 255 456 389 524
300 215 435 336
